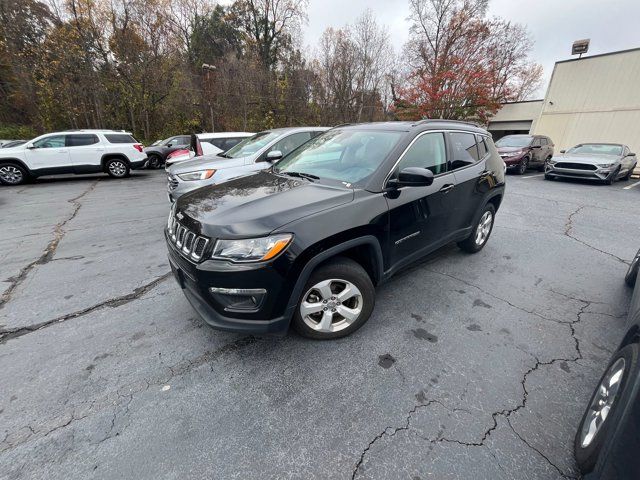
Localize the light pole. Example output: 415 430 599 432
202 63 217 132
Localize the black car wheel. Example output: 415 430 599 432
625 250 640 287
544 173 554 181
0 163 28 186
147 154 162 169
292 257 375 340
458 203 495 253
575 343 639 474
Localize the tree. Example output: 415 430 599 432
396 0 542 122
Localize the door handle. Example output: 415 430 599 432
439 184 455 193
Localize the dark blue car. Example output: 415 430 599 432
576 247 640 478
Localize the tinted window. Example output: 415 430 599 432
476 135 488 158
224 138 243 149
224 131 280 158
33 135 66 149
532 137 542 147
66 134 99 147
267 132 312 159
449 132 479 169
396 132 447 175
540 138 548 146
105 134 138 144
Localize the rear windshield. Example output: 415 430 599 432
105 134 138 144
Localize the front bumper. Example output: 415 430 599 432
545 164 615 181
166 231 295 334
500 153 526 167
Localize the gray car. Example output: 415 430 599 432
167 127 329 201
545 143 637 184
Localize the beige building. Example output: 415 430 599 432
534 47 640 155
490 47 640 172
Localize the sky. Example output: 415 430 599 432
303 0 640 98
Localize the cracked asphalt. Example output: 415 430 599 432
1 171 638 479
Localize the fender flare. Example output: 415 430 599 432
283 235 384 322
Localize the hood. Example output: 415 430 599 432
176 170 354 238
554 153 620 164
0 145 27 154
497 146 529 154
169 153 244 173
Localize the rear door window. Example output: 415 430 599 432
105 134 138 144
449 132 480 169
476 135 488 158
66 134 99 147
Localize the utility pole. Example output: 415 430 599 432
202 63 217 132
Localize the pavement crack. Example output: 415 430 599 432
0 180 100 310
506 417 576 479
0 272 171 344
563 205 629 265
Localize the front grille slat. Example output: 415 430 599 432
556 162 597 171
167 215 210 262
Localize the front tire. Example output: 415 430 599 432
516 157 529 175
574 343 639 474
106 158 130 178
0 163 28 186
458 203 495 253
292 257 375 340
604 167 620 185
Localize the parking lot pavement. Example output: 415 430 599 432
1 171 638 479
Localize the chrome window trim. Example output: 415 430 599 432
384 130 491 186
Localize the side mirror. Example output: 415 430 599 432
26 144 35 149
629 152 636 156
266 150 283 162
396 167 434 187
531 145 542 149
560 150 566 154
167 143 173 147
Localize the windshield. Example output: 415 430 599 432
495 136 533 148
222 131 280 158
566 144 623 156
274 129 404 184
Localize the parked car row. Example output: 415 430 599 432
496 134 637 184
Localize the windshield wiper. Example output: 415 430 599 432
217 152 231 158
280 171 319 181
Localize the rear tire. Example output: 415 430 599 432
574 343 639 474
458 203 495 253
605 167 620 185
105 158 130 178
292 257 375 340
0 162 28 186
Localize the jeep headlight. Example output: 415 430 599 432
212 234 293 262
177 169 216 181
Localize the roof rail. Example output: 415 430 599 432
412 118 482 128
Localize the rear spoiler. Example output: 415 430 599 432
189 134 203 157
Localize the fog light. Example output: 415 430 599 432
209 287 266 312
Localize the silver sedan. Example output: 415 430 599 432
545 143 637 184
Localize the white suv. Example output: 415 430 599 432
0 130 148 186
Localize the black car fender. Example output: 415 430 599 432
283 235 384 318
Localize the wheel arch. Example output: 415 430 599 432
0 158 33 175
284 236 384 317
101 153 130 172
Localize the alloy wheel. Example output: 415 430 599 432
579 357 625 448
475 210 493 246
519 158 529 174
300 279 363 333
0 165 24 184
109 161 127 177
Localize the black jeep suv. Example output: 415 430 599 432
165 121 505 339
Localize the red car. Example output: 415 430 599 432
495 134 555 174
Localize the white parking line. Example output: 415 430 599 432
623 180 640 190
521 173 544 179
